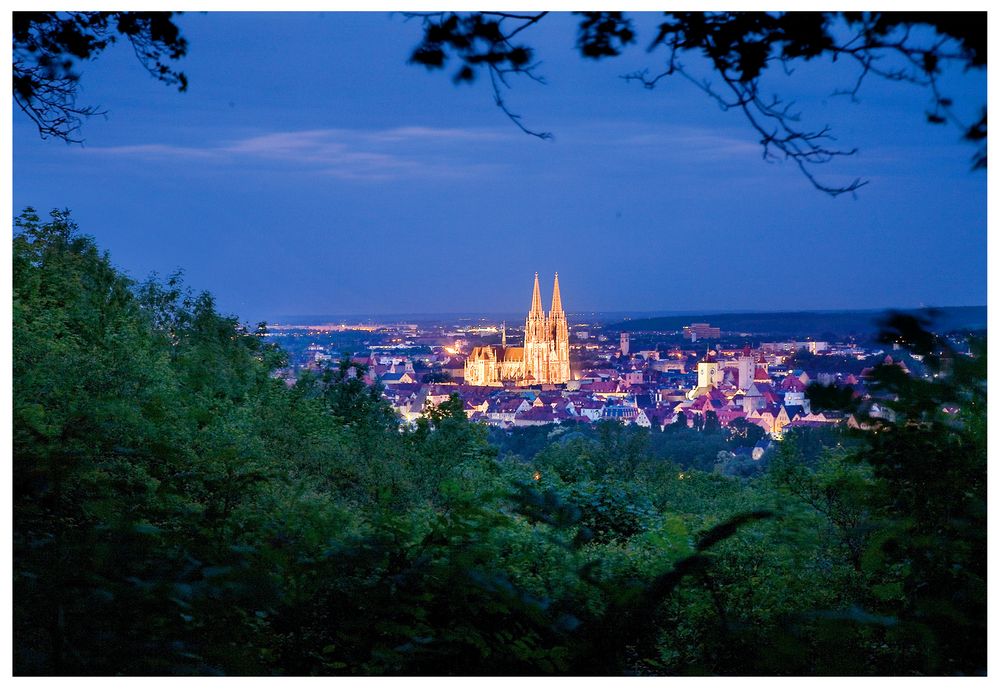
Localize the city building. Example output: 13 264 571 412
687 348 721 399
683 323 721 341
464 273 571 386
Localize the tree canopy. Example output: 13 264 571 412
13 208 985 674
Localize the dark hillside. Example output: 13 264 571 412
608 306 986 339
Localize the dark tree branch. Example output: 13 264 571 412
488 65 552 140
13 11 188 143
404 10 985 195
404 11 553 140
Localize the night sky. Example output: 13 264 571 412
12 12 987 324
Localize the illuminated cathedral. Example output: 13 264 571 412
464 273 571 386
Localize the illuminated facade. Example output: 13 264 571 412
464 273 571 386
687 347 723 399
683 323 721 341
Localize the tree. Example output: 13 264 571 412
806 381 858 411
725 416 764 447
405 11 986 195
312 356 398 433
13 208 266 672
855 313 986 673
13 207 985 674
421 367 451 383
13 12 188 142
703 410 720 433
423 392 467 424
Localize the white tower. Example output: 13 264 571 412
697 349 718 390
737 345 754 391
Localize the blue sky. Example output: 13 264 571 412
13 12 986 323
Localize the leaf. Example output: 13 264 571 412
695 511 773 551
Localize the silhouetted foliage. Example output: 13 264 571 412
13 12 187 141
406 11 986 194
807 381 858 411
725 417 765 447
421 367 451 383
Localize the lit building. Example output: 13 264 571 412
754 353 771 383
737 345 754 391
464 273 571 386
683 323 721 341
687 347 722 399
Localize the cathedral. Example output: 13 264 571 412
464 273 571 386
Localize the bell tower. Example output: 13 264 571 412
697 347 718 390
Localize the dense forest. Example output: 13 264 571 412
13 209 986 675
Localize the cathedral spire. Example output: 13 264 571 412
529 272 544 316
550 272 563 315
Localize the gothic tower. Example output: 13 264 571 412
523 273 549 383
547 273 571 384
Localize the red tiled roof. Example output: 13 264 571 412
715 408 747 423
780 376 807 392
517 407 555 421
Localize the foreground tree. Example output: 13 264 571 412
856 314 986 673
12 208 782 674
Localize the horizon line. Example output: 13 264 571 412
264 304 986 323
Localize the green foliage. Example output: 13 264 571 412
725 416 764 447
488 420 587 461
852 314 987 674
13 209 985 675
567 481 655 545
650 425 730 472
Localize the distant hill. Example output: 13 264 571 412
608 306 986 340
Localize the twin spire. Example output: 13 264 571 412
551 272 563 315
529 272 563 317
530 272 544 316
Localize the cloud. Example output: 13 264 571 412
76 121 784 183
80 126 512 180
609 125 763 159
366 126 510 143
81 143 220 159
